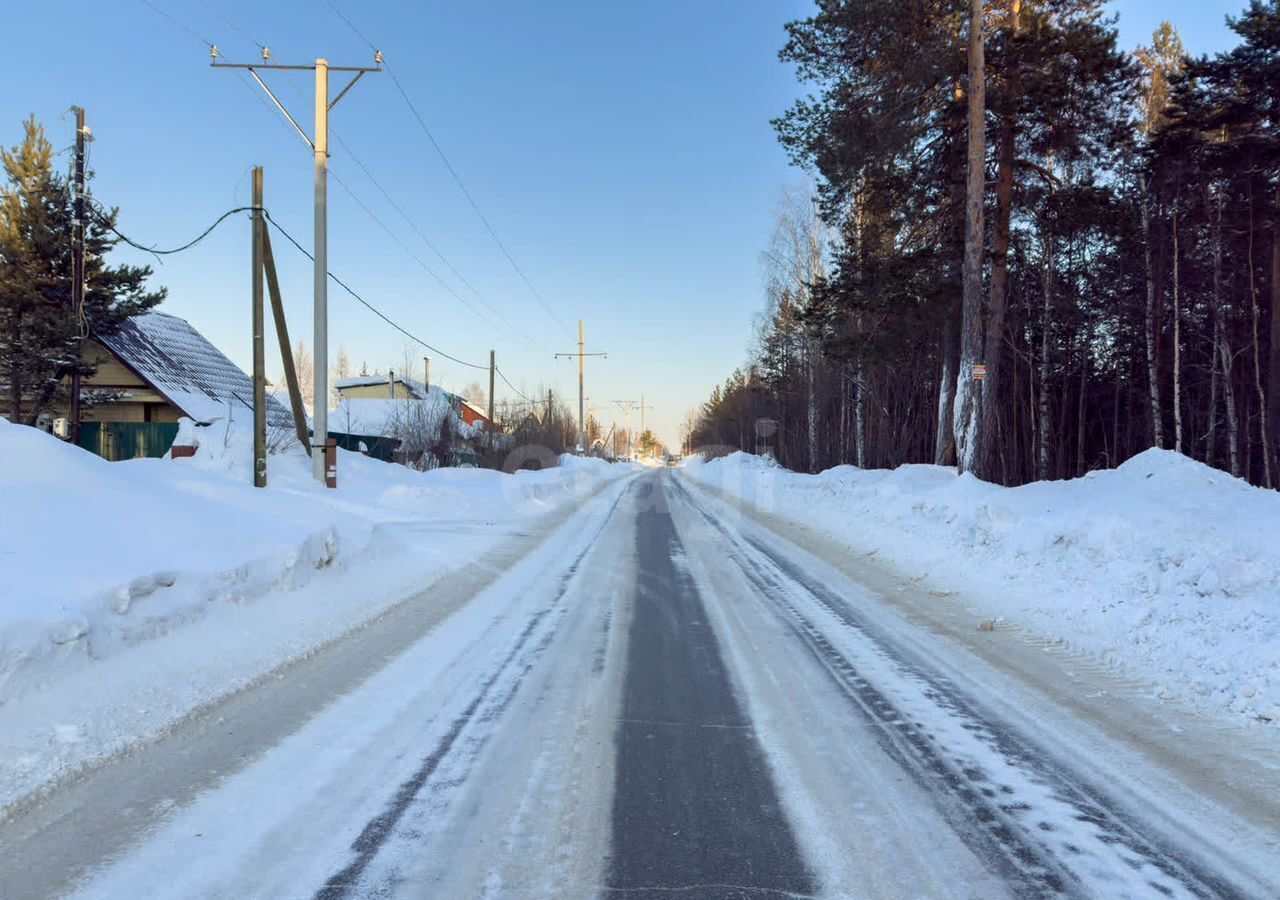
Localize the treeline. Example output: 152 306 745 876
690 0 1280 488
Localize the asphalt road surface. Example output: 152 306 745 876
2 469 1277 899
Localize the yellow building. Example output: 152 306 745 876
334 373 426 401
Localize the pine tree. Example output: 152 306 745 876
1 116 164 424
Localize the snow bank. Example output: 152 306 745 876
683 450 1280 728
0 417 629 810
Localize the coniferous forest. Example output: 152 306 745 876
689 0 1280 489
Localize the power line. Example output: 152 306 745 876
382 60 573 339
327 167 528 348
92 202 254 258
495 367 537 405
133 1 538 393
328 129 532 345
322 0 376 52
263 210 490 372
196 0 266 51
320 0 574 340
138 0 213 47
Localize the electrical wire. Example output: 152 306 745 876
495 367 537 404
138 0 213 47
130 1 540 395
322 0 376 52
320 0 575 340
381 59 573 340
327 168 529 348
328 129 531 345
263 210 490 371
91 203 255 258
197 0 267 51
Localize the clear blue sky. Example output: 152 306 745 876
0 1 1247 446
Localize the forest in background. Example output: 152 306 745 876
689 0 1280 489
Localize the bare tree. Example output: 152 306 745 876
292 339 314 413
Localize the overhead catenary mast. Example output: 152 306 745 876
213 46 381 486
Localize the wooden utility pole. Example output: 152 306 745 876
252 166 267 487
488 350 496 451
69 106 90 444
262 228 310 454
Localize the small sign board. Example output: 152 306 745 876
972 363 988 381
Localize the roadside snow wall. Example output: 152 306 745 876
683 449 1280 728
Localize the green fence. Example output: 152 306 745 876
78 422 180 461
329 431 400 463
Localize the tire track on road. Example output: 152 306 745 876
671 476 1245 900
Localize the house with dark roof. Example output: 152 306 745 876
77 311 291 428
39 311 295 460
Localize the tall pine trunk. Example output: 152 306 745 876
1247 188 1273 487
1038 230 1053 481
953 0 987 474
1141 176 1164 449
977 0 1021 482
1269 183 1280 481
1172 208 1183 454
935 307 959 465
1221 336 1241 477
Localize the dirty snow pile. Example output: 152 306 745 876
0 416 625 812
683 450 1280 727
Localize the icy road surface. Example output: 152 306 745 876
3 470 1278 899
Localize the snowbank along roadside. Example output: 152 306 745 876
0 416 630 813
681 450 1280 730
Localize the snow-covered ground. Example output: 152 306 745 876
0 416 628 815
682 450 1280 729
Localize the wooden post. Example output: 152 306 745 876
262 229 311 455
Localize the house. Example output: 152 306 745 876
335 374 497 429
460 398 495 431
329 386 486 468
79 311 293 427
67 311 292 459
334 373 426 401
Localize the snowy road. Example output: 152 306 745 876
2 469 1277 899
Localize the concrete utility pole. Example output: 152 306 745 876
556 319 606 453
252 166 266 487
69 106 91 445
639 394 654 437
613 399 638 459
214 47 381 485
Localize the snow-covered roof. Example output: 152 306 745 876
97 311 293 427
329 386 482 440
335 373 433 400
461 399 491 422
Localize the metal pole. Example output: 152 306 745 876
69 107 86 444
252 166 266 487
312 58 330 485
